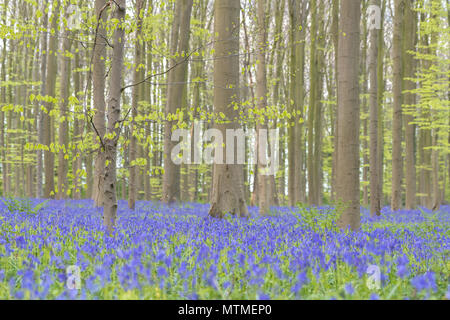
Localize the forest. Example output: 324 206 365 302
0 0 448 301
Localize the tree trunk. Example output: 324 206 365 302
404 0 416 209
391 0 404 211
271 0 285 206
361 12 369 207
57 25 73 200
29 29 40 198
36 0 48 198
369 0 381 216
188 0 206 202
128 0 145 210
161 0 193 204
0 31 7 195
92 0 109 207
287 0 306 206
144 20 153 201
377 0 385 208
102 0 126 233
313 0 325 206
336 0 361 231
209 0 248 218
432 133 440 210
308 0 317 206
331 0 339 203
43 0 60 199
294 2 307 205
72 47 82 200
256 0 270 215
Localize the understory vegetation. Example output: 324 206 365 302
0 199 448 300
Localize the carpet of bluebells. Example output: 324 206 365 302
0 198 449 300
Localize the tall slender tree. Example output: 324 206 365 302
256 0 271 215
308 0 318 206
336 0 361 231
129 0 146 210
391 0 404 211
102 0 126 233
36 0 48 198
92 0 109 207
43 0 60 199
57 10 73 200
404 0 416 209
209 0 248 218
161 0 194 205
369 0 381 216
331 0 339 203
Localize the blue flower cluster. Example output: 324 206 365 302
0 199 448 300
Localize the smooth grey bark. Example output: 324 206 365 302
313 0 324 206
208 0 248 218
404 0 416 209
92 0 109 207
102 0 126 233
57 24 73 200
391 0 404 211
308 0 318 206
0 12 7 195
72 47 82 200
369 0 381 217
336 0 361 231
128 0 145 210
256 0 270 215
293 1 307 205
36 0 48 198
271 0 285 206
361 11 369 207
144 1 154 200
331 0 339 202
377 0 386 208
161 0 194 204
43 0 60 199
287 0 306 206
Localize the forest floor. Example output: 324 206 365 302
0 198 448 300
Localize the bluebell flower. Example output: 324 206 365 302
411 274 427 292
345 283 354 295
238 253 246 268
187 292 198 300
15 290 24 299
258 293 270 300
396 254 409 266
68 289 78 300
222 281 231 290
291 282 302 295
15 236 26 249
369 293 380 300
157 266 168 278
397 265 409 279
297 271 308 286
411 272 437 293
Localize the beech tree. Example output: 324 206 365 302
128 0 146 210
368 0 381 217
336 0 361 231
43 0 59 199
161 0 194 205
102 0 126 233
391 0 404 211
208 0 248 218
92 0 108 208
